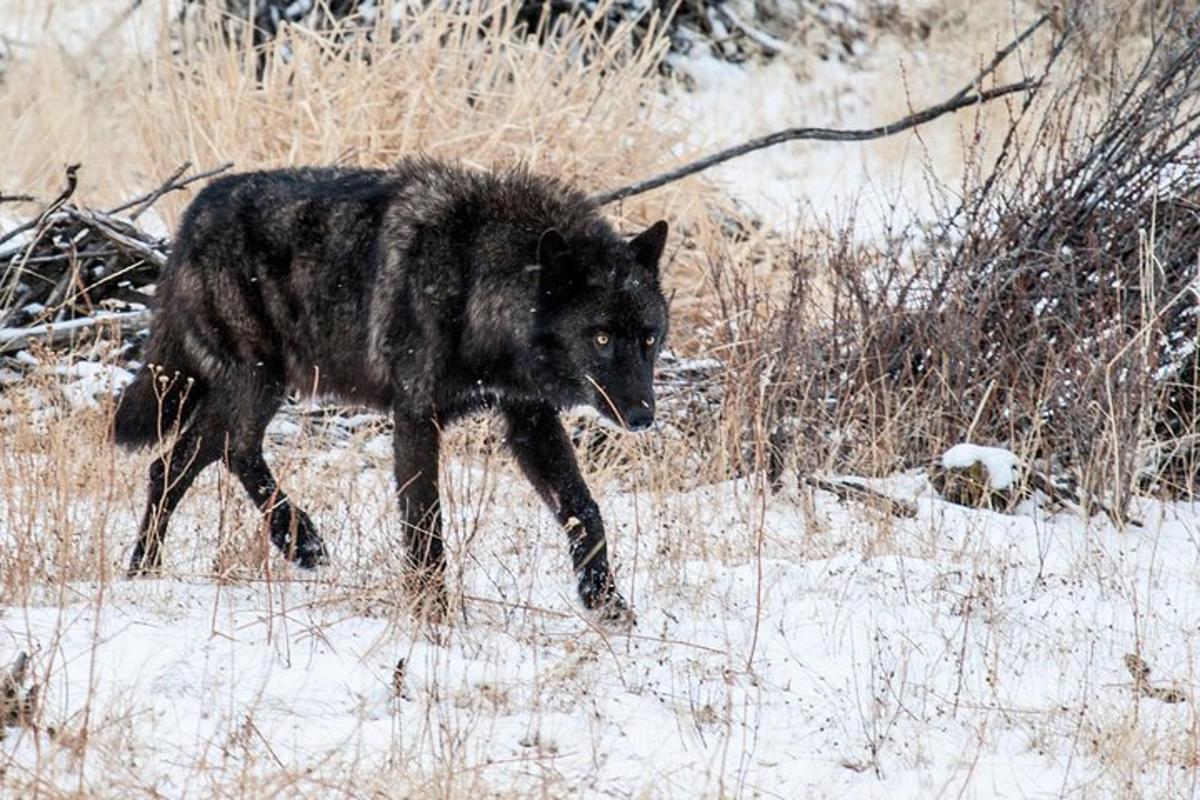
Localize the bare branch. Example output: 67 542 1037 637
108 161 235 219
592 81 1038 206
0 163 80 250
591 12 1054 206
947 12 1051 105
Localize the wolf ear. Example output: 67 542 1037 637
538 228 569 267
630 220 669 270
537 228 574 297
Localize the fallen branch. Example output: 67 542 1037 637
63 207 168 268
0 310 152 355
803 476 918 519
592 12 1052 205
713 5 791 57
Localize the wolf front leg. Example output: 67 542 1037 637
503 402 631 621
392 408 447 618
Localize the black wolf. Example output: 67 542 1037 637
112 158 669 620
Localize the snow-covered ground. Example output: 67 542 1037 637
4 429 1199 796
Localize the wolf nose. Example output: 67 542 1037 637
625 406 654 432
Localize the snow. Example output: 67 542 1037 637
3 452 1199 796
942 443 1022 490
0 1 164 60
0 211 30 249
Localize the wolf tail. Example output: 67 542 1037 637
112 324 209 450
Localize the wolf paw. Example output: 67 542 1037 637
406 568 449 625
593 592 636 626
271 508 328 569
1 652 38 739
127 541 163 577
292 534 329 570
579 573 636 626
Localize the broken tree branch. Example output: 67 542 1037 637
803 476 918 519
63 207 168 268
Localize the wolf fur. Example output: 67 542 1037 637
112 157 669 619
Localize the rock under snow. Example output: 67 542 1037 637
941 443 1021 490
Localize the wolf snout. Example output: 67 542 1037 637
624 403 654 432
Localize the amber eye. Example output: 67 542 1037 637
595 332 611 347
644 334 656 346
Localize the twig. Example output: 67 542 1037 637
123 161 192 220
947 12 1051 105
7 249 119 265
0 164 80 250
108 161 234 219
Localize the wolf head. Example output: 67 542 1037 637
533 220 670 431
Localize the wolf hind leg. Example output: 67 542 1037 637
128 415 224 576
128 374 327 575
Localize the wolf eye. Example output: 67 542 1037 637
595 332 611 347
644 334 656 346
